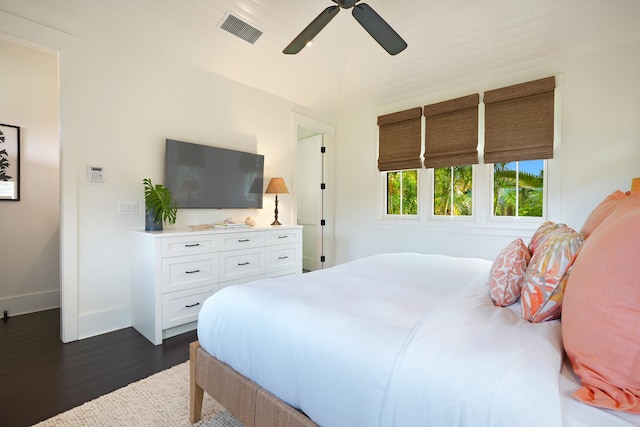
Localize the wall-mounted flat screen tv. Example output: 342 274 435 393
164 139 264 209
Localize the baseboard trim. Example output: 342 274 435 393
0 289 60 317
78 305 131 340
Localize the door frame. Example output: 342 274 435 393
1 12 80 343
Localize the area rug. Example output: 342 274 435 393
33 362 244 426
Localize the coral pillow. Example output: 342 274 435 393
580 190 628 238
521 230 583 322
489 238 531 307
528 221 573 255
562 197 640 413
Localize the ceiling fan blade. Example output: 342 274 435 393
283 6 340 54
352 3 407 55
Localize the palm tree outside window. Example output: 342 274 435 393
433 165 473 216
493 160 544 217
386 170 418 215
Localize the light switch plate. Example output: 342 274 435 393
117 201 138 215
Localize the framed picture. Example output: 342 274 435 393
0 123 20 201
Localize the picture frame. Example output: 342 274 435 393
0 123 20 201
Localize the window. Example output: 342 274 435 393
386 170 418 215
378 77 554 224
492 160 544 217
377 107 421 217
433 165 473 216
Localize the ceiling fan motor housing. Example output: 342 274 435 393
336 0 358 9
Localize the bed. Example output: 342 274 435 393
190 190 640 427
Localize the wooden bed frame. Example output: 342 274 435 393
189 341 319 427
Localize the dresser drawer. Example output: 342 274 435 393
266 243 300 273
161 235 218 257
266 229 300 246
219 247 266 283
162 254 218 293
162 285 215 329
219 231 265 251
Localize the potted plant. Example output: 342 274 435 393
143 178 178 231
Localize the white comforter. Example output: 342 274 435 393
198 253 565 427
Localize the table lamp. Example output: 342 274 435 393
265 178 289 225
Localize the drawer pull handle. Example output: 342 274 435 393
185 269 201 274
185 243 201 247
185 302 200 308
238 262 250 266
278 235 288 239
238 239 251 243
278 256 289 260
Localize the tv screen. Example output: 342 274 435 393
164 139 264 209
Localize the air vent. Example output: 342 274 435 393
219 12 263 45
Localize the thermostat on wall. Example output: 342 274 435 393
88 166 104 182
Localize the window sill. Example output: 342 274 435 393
374 218 541 238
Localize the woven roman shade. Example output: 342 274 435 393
377 107 422 171
484 76 556 163
423 94 479 168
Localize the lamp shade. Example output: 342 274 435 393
632 177 640 193
265 178 289 194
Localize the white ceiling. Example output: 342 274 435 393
8 0 640 113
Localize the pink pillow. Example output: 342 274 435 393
580 190 628 238
528 221 573 255
489 238 531 307
521 229 583 322
562 197 640 413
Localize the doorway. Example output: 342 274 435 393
293 114 335 271
0 36 61 320
297 132 324 271
1 11 81 343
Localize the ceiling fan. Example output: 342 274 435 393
283 0 407 56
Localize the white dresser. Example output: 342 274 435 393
130 225 302 344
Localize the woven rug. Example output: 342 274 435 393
33 362 244 426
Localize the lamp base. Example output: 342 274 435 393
271 194 282 225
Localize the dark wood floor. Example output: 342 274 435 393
0 308 197 427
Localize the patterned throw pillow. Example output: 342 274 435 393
563 197 640 413
528 221 573 256
521 229 584 322
489 238 531 307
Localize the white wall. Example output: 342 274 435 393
333 41 640 264
0 6 331 341
69 41 313 339
0 38 60 316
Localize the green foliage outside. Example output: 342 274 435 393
387 170 418 215
433 165 473 216
386 160 543 218
493 161 544 217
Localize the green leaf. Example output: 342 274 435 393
143 178 178 224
